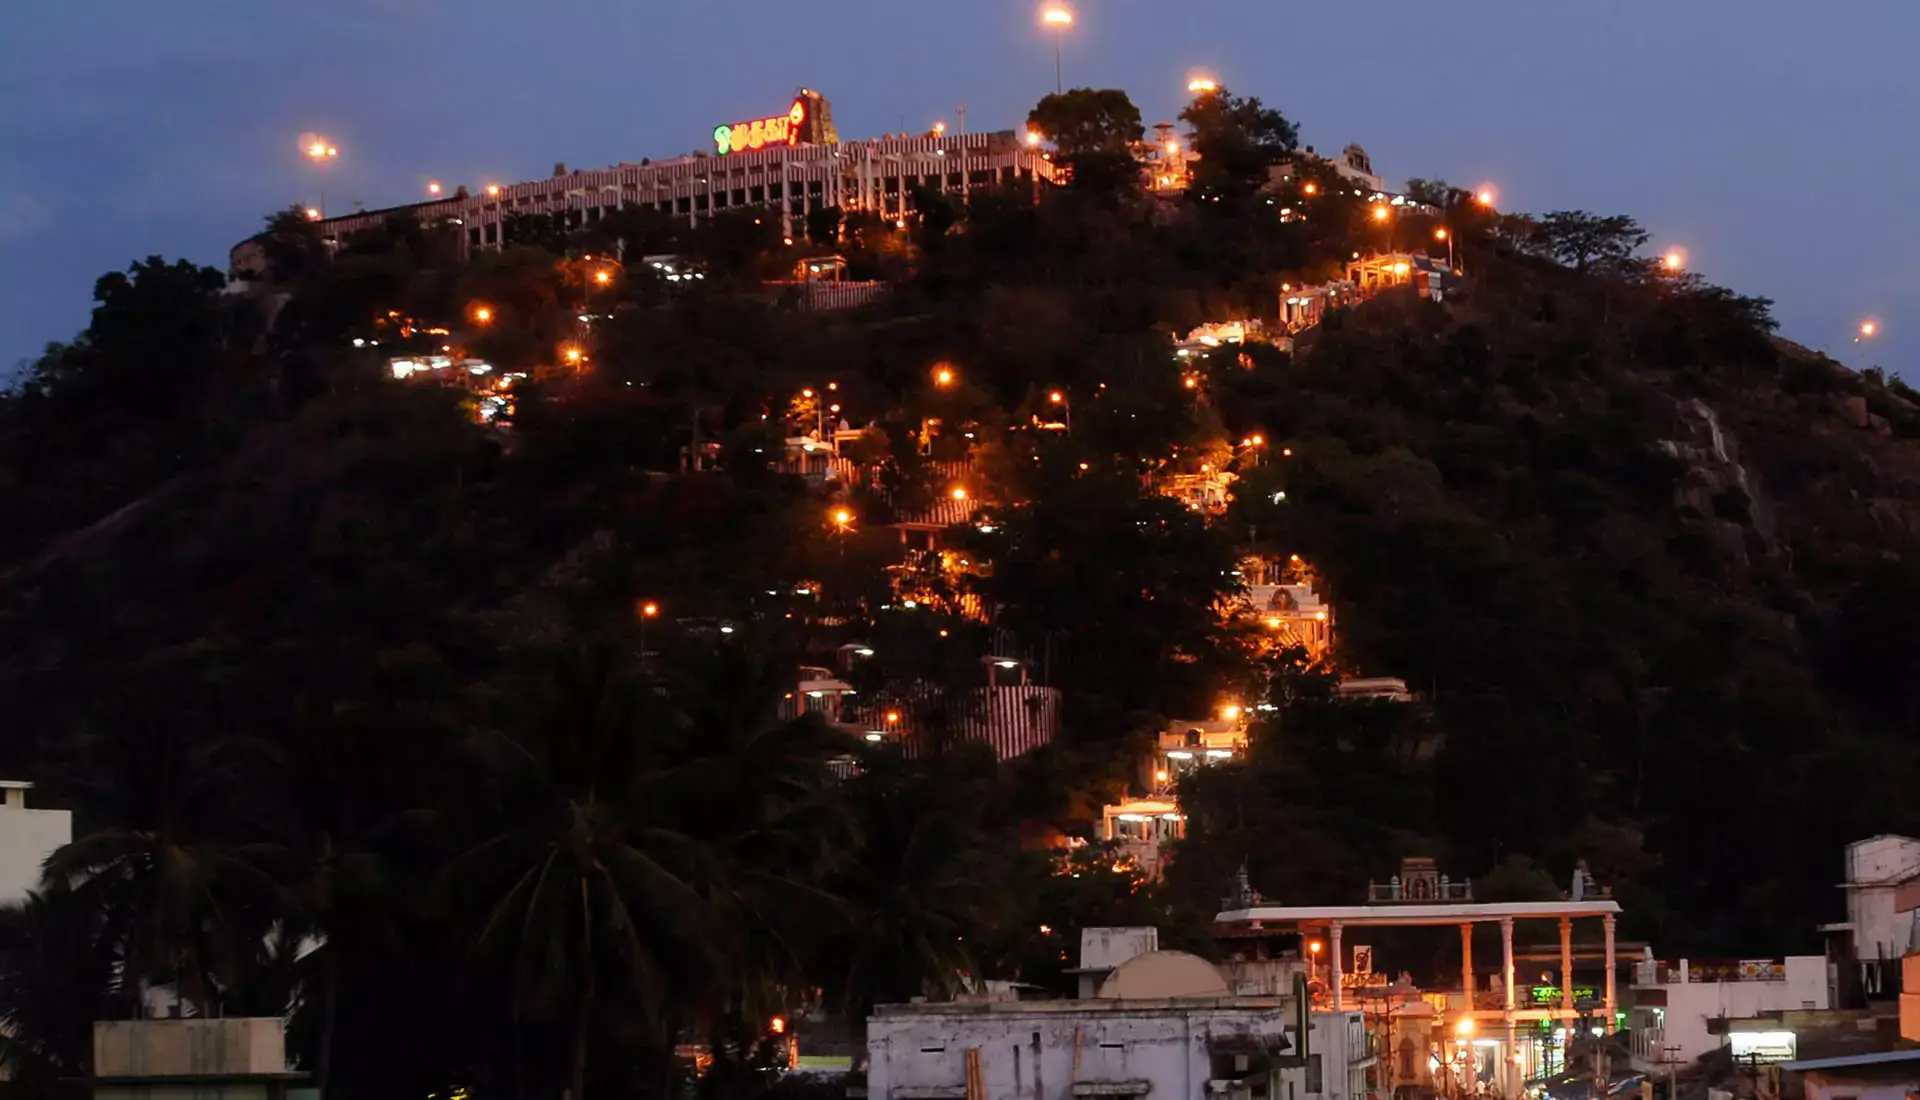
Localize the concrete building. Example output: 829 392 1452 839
1625 955 1828 1069
0 780 71 905
90 1018 309 1100
867 937 1369 1100
1780 1049 1920 1100
266 91 1055 269
1820 835 1920 1004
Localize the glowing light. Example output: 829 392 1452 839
1154 769 1170 783
950 486 970 502
1371 204 1391 223
1183 376 1198 389
932 121 947 136
1475 186 1497 207
1859 319 1880 339
640 601 660 618
801 387 815 398
832 508 853 528
714 97 809 156
1302 182 1318 196
865 731 884 742
1220 703 1242 721
1434 228 1449 241
1455 1018 1476 1037
1662 249 1686 272
1026 130 1043 147
1049 390 1066 404
304 207 322 221
563 345 584 365
1309 939 1323 955
594 269 612 285
934 365 956 387
472 305 493 324
885 710 902 725
426 181 442 196
1166 139 1181 156
769 1016 786 1035
1187 77 1219 94
485 183 501 198
1041 5 1074 26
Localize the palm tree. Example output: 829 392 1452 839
0 890 117 1086
448 648 716 1100
42 722 284 1019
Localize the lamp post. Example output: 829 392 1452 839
1041 5 1074 94
1048 388 1071 431
300 134 340 219
1435 227 1454 270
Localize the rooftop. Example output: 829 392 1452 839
1217 900 1622 929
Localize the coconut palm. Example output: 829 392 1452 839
448 648 716 1100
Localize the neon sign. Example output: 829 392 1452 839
714 98 808 156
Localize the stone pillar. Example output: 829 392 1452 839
1461 923 1475 1018
1330 922 1344 1013
1502 918 1517 1099
1603 915 1618 1034
1559 916 1575 1019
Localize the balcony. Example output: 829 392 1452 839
1367 877 1472 903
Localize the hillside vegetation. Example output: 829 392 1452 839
3 87 1919 1096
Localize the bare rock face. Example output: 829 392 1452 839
1658 398 1778 560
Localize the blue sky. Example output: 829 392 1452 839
2 0 1914 378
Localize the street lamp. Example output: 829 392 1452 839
950 486 970 502
1474 186 1497 208
471 304 494 325
933 364 956 387
300 134 340 218
1048 389 1071 430
1856 319 1881 343
1187 76 1219 95
1040 5 1074 94
1661 249 1686 273
1435 227 1454 269
426 180 443 197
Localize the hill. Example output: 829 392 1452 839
3 86 1918 1095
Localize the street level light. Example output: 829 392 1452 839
933 364 956 387
1040 5 1074 94
1187 76 1219 95
1435 226 1454 269
1475 186 1497 207
471 305 493 324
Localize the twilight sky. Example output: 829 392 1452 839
2 0 1915 379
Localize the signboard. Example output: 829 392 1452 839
1352 945 1374 975
1529 985 1597 1005
714 98 808 156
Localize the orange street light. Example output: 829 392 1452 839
1455 1018 1476 1038
640 601 660 619
769 1016 786 1035
1026 130 1043 147
1187 77 1219 95
1049 390 1066 404
832 508 854 530
1302 182 1318 196
1860 320 1880 339
933 364 956 387
801 387 815 399
885 710 902 725
950 486 970 502
563 345 585 365
485 183 501 198
427 180 442 196
1308 939 1323 955
472 305 494 324
304 207 322 221
594 269 612 285
1662 249 1686 272
1475 186 1497 207
932 120 947 136
1370 204 1391 223
1040 5 1074 93
1154 769 1170 784
1220 703 1243 721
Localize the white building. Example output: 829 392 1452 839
1626 955 1827 1068
0 781 71 905
867 943 1368 1100
1821 835 1920 1000
91 1017 306 1099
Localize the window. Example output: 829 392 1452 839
769 182 784 199
731 189 746 205
468 228 481 247
750 185 765 202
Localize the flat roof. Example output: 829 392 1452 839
874 996 1290 1016
1780 1049 1920 1072
1216 900 1623 928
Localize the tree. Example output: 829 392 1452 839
1028 89 1144 194
1529 211 1649 274
1181 87 1299 199
450 650 716 1099
806 204 844 247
